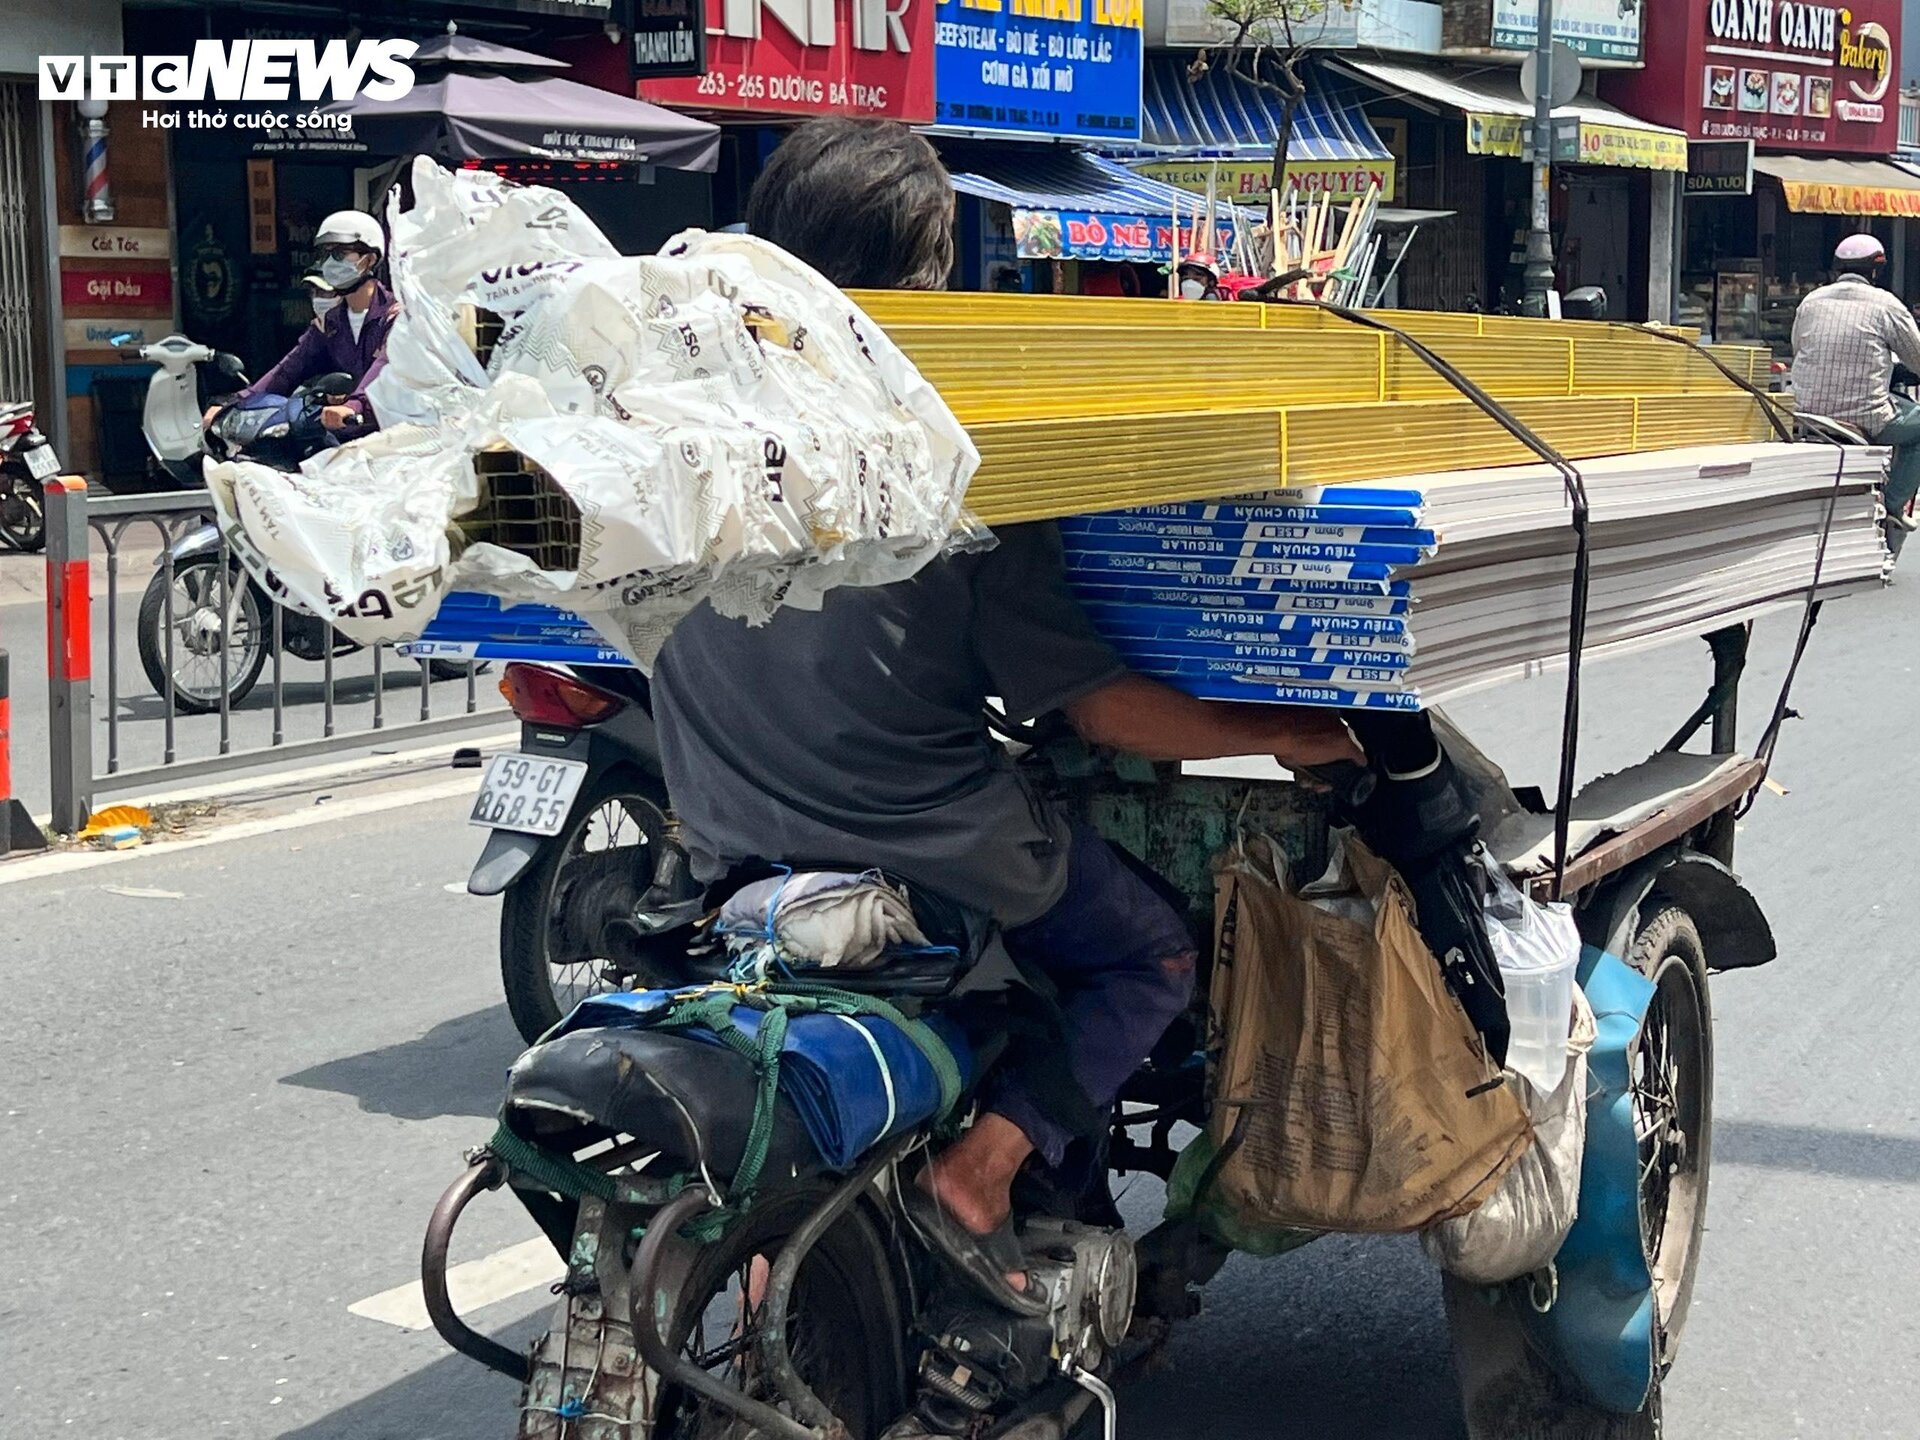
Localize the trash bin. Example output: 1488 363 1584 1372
91 369 153 492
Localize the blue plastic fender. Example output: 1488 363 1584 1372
1524 945 1659 1414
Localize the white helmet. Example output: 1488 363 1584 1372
314 209 383 257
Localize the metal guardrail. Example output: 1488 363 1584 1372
43 480 507 833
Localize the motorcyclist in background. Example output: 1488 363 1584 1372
203 208 396 435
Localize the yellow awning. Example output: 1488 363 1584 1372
1335 58 1688 173
1753 155 1920 217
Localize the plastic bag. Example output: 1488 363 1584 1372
205 158 982 669
1199 832 1533 1235
1479 851 1583 1094
1421 988 1595 1284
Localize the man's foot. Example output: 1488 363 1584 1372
906 1114 1045 1315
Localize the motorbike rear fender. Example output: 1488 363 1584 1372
465 721 665 897
164 521 223 565
1574 843 1776 973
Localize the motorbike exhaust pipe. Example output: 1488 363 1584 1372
421 1157 529 1382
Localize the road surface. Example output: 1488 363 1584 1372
4 575 1919 1438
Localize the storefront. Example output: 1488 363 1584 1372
6 0 133 469
1603 0 1905 347
1337 57 1689 320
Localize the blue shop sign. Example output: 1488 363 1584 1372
934 0 1143 142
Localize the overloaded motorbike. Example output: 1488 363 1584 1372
0 397 62 552
430 640 1775 1440
114 333 471 713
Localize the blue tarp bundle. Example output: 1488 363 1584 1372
556 989 974 1170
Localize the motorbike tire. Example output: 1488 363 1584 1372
136 557 270 715
519 1186 912 1439
0 466 44 553
499 766 674 1044
1445 902 1711 1440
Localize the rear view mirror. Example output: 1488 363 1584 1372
216 352 246 377
305 371 355 398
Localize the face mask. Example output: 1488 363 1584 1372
319 254 368 291
1179 278 1208 300
311 295 340 320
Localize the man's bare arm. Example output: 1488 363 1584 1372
1063 672 1365 769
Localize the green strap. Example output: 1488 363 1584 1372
485 1120 619 1204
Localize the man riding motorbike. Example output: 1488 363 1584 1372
649 117 1375 1437
1790 233 1920 554
204 208 395 436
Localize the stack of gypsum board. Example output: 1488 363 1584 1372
1059 441 1888 712
847 290 1781 524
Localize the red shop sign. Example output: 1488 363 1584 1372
61 267 174 312
641 0 934 121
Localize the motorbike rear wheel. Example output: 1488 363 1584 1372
499 767 675 1043
137 557 270 714
519 1187 912 1439
0 465 44 552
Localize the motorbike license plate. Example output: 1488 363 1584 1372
469 754 588 836
22 444 58 480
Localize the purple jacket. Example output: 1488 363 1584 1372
240 281 397 425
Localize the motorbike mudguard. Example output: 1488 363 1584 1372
1523 945 1659 1414
165 520 222 565
468 827 543 896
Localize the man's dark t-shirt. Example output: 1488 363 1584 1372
651 523 1125 925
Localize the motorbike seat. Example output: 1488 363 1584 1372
503 1024 824 1185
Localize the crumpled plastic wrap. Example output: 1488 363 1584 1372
205 157 982 668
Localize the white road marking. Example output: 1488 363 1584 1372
348 1237 564 1331
0 777 481 887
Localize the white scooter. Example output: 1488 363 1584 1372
111 332 251 489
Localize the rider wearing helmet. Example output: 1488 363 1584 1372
1790 233 1920 552
1175 250 1221 301
209 208 396 435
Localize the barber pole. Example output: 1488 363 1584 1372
78 99 114 224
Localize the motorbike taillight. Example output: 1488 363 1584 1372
5 413 32 437
498 662 623 727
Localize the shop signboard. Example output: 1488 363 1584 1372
641 0 935 119
57 225 170 261
933 0 1143 141
1135 158 1396 202
1685 137 1754 194
63 317 166 352
1608 0 1902 152
1011 208 1244 262
60 268 173 310
1470 112 1687 170
1491 0 1641 63
628 0 707 78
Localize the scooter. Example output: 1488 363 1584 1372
132 371 367 714
0 399 61 552
121 340 472 713
116 332 251 490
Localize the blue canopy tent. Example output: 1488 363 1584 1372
942 148 1260 265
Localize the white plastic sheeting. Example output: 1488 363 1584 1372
206 158 980 668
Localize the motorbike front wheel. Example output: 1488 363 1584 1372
136 557 270 714
0 466 44 552
499 767 675 1043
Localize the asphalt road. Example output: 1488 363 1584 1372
0 547 504 817
5 574 1920 1439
